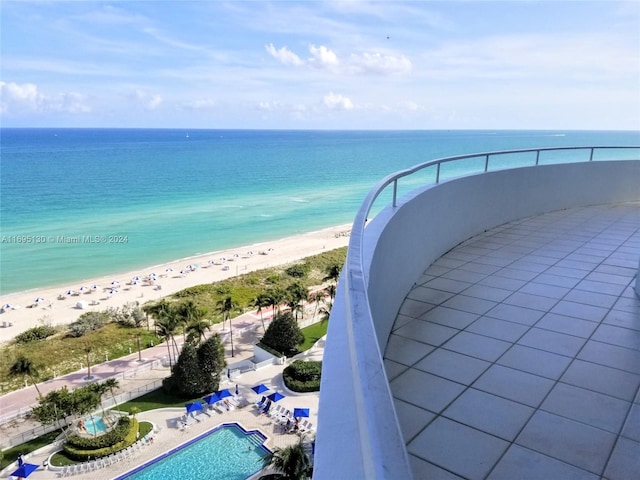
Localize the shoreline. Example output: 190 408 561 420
0 223 352 343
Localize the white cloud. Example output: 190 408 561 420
349 52 412 75
323 92 354 110
0 81 90 114
265 43 303 66
308 45 339 69
266 43 411 77
131 90 163 110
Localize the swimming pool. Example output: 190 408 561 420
117 423 270 480
83 415 108 435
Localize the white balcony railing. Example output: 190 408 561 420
314 146 640 479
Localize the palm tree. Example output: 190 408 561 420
266 287 286 317
103 378 120 409
216 295 238 357
286 282 308 321
186 319 210 345
262 439 311 480
323 262 342 285
310 290 326 320
251 293 271 332
9 355 43 399
319 302 332 325
324 284 337 304
175 300 207 345
84 345 92 380
156 312 179 368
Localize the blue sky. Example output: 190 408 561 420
1 1 638 129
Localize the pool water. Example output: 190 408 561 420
118 424 269 480
84 415 108 435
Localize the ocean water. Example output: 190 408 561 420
1 129 638 294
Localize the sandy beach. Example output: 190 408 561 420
0 224 352 344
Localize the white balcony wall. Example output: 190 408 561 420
315 160 639 480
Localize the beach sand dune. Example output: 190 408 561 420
0 224 352 344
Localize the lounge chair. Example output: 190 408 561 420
261 400 272 416
254 396 266 409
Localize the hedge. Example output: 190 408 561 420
63 417 138 460
283 360 321 393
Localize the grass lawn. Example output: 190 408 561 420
117 389 202 414
0 429 62 469
299 321 328 352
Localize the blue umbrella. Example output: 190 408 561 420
203 393 220 405
216 389 232 399
11 463 38 478
268 391 285 403
293 408 310 418
251 384 269 394
185 402 203 414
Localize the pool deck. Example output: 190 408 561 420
386 203 640 479
9 346 322 480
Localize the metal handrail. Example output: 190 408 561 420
335 145 639 478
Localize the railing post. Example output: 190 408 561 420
484 154 489 172
589 148 594 161
436 163 441 183
536 150 540 165
392 180 398 208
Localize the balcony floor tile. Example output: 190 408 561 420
385 203 640 479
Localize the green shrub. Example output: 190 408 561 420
283 360 322 392
255 342 285 359
65 416 131 450
63 417 138 460
68 312 110 337
261 312 304 355
285 264 310 278
14 325 56 344
266 274 281 284
174 284 217 297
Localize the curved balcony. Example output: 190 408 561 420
315 147 640 479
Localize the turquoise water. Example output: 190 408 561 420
1 129 638 294
119 424 268 480
83 415 107 436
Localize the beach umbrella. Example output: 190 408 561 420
233 253 240 258
108 289 118 295
267 391 285 403
267 248 274 252
11 462 38 479
248 251 254 256
78 286 89 293
208 259 216 265
216 389 233 400
1 304 13 312
34 297 46 303
111 280 120 287
185 402 203 414
132 276 141 282
165 267 173 273
65 289 75 296
251 384 269 395
293 408 310 418
203 393 220 405
90 284 99 291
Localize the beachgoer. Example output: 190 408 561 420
224 399 232 411
285 419 292 431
